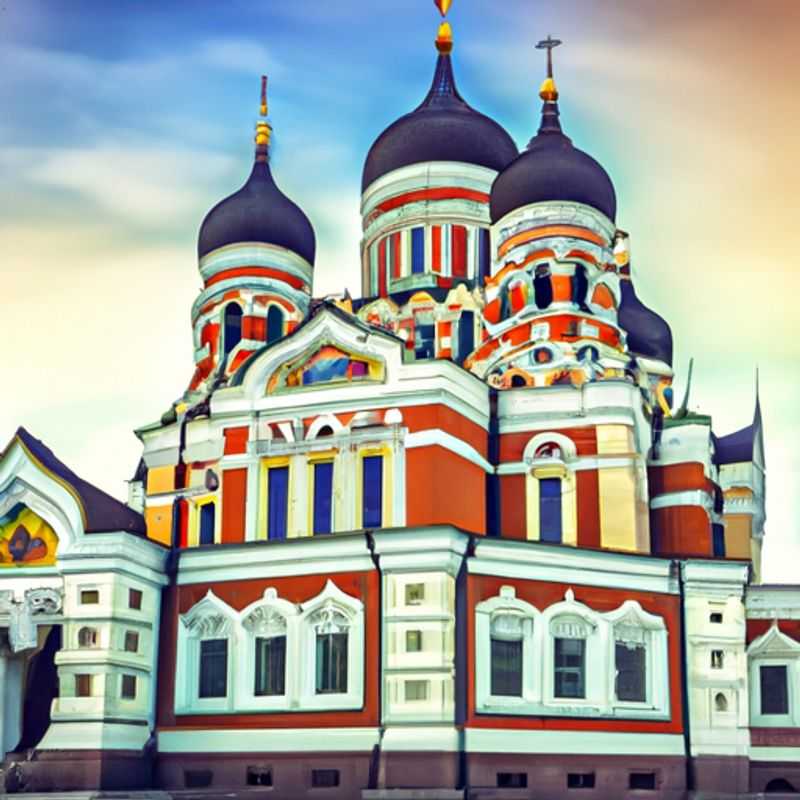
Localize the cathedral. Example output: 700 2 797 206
1 5 797 799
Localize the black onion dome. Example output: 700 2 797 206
618 280 673 365
198 160 316 264
361 53 518 192
490 99 616 223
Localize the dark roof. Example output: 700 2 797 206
617 280 673 366
714 424 756 465
361 52 518 192
12 428 146 535
198 159 316 265
490 99 616 223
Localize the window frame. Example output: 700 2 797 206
747 623 800 727
176 591 236 714
307 451 337 536
475 586 541 712
258 456 292 541
356 445 393 530
188 494 219 547
300 581 365 711
237 588 298 712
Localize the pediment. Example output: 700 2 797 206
232 306 404 400
748 623 800 658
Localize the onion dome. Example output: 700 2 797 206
618 280 673 365
198 79 316 265
361 21 518 192
490 38 616 223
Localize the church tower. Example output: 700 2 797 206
189 78 316 392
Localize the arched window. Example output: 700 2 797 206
524 434 578 546
199 502 215 545
223 303 243 356
572 265 588 308
715 692 728 712
78 627 98 648
533 264 553 309
266 305 284 345
765 778 797 793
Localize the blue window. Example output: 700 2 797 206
223 303 242 356
362 456 383 528
313 461 334 535
199 503 215 545
411 227 425 274
478 228 491 284
266 305 283 344
712 524 726 557
268 466 289 540
199 639 227 698
457 311 475 364
539 477 562 543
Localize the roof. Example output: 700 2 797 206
361 52 518 192
617 279 673 366
9 427 146 535
715 423 756 465
198 159 316 265
489 99 617 224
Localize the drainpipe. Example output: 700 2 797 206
676 559 694 793
366 531 385 790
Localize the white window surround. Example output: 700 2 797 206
747 623 800 727
177 591 236 714
299 580 365 711
175 580 364 715
475 586 541 709
475 587 670 720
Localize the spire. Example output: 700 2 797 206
255 74 272 162
534 35 564 136
417 0 467 111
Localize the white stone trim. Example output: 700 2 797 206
470 537 677 595
379 725 461 752
464 728 685 756
175 580 365 716
747 624 800 728
158 726 380 753
198 241 314 287
474 587 670 720
405 429 492 473
176 533 374 585
749 746 800 762
38 720 150 751
650 490 713 512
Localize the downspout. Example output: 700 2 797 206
676 559 694 793
366 531 384 791
486 388 500 537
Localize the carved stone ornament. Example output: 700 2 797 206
310 602 350 635
184 611 231 639
491 612 525 641
0 587 63 653
243 606 287 637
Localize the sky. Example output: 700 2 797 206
1 0 798 581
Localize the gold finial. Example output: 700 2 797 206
433 0 453 53
255 74 272 155
434 0 452 17
536 35 562 101
436 21 453 53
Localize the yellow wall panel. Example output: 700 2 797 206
598 466 639 552
596 425 633 455
724 514 753 559
146 465 175 495
145 504 172 545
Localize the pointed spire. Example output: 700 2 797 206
417 0 467 111
675 358 694 418
534 35 564 136
754 366 762 424
255 74 272 163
